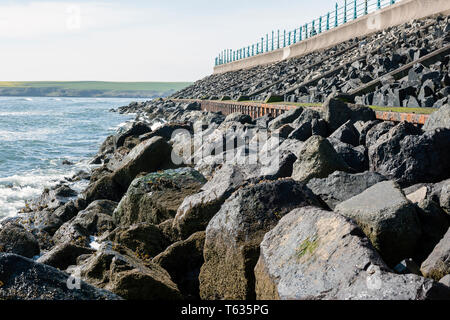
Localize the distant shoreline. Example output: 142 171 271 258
0 81 192 99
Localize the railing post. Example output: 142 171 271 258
319 16 322 33
299 26 302 41
312 20 315 36
261 37 264 52
391 0 395 4
354 0 357 20
272 30 274 50
252 44 254 56
377 0 381 9
327 12 330 30
305 24 308 39
365 0 368 14
283 30 286 47
257 43 259 54
266 34 269 52
288 31 291 45
277 30 280 49
344 0 347 23
294 29 297 44
335 3 338 27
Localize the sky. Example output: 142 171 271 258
0 0 343 82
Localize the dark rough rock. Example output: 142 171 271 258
224 112 253 125
354 120 380 146
0 253 121 300
323 98 376 133
37 243 95 270
254 206 450 300
106 223 170 259
329 120 360 147
0 223 40 259
112 136 175 190
365 121 396 148
369 124 450 187
423 104 450 131
421 228 450 281
307 171 386 210
67 243 181 300
32 184 77 212
268 107 303 130
328 138 368 172
113 168 206 227
335 180 422 266
53 200 117 247
292 135 352 182
153 231 205 299
414 199 450 263
199 179 325 300
114 121 152 149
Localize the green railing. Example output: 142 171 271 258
215 0 397 66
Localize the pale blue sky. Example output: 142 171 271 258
0 0 340 81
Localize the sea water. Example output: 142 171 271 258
0 97 139 218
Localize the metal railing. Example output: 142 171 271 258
215 0 397 66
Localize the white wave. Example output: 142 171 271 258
0 128 59 141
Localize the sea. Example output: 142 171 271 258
0 97 140 219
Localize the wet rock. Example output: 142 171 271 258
153 231 205 299
199 179 324 300
68 243 181 300
0 222 40 259
53 200 117 247
0 253 121 300
106 223 170 259
421 228 450 281
292 135 352 182
254 206 448 300
37 243 95 270
335 181 422 266
113 168 206 227
307 171 386 210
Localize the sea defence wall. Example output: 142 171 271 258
213 0 450 74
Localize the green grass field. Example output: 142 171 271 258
0 81 192 98
0 81 191 91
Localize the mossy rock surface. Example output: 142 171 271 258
114 168 207 227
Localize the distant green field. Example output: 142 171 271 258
0 81 192 98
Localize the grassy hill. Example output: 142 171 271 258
0 81 192 98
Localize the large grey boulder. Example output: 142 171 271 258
153 231 205 299
106 223 170 259
37 243 95 270
68 243 181 300
254 207 450 300
0 222 40 259
172 164 249 240
335 181 422 266
307 171 386 210
323 98 376 133
329 120 360 147
423 104 450 131
199 179 324 300
113 168 206 228
53 200 117 247
369 123 450 187
0 253 120 300
268 107 303 130
292 135 352 182
112 136 175 189
421 228 450 281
